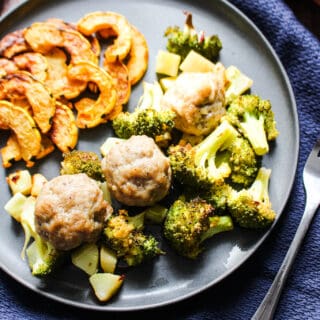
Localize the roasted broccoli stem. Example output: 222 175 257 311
60 150 105 182
104 209 164 266
164 11 222 61
17 196 63 276
163 197 233 259
112 108 176 147
26 234 63 276
224 95 279 156
228 167 276 229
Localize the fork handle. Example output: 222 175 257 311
251 200 319 320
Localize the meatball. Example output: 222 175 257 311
161 63 227 136
34 173 112 251
101 135 171 206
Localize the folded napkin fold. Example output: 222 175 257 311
0 0 319 319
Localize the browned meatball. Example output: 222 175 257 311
101 135 172 206
34 173 112 251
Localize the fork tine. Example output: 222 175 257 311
307 139 320 163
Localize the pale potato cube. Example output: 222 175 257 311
89 273 124 302
159 76 177 91
6 170 32 195
100 245 117 273
225 65 253 104
31 173 48 197
4 192 27 222
137 81 163 111
179 50 215 72
71 243 99 276
155 50 181 77
100 137 124 157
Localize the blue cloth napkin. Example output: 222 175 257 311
0 0 319 319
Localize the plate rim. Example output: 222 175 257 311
0 0 299 312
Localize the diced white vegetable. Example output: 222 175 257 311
159 76 177 91
4 192 27 222
71 243 99 276
89 273 124 302
100 137 124 157
6 170 32 195
225 65 253 104
179 50 215 72
137 81 163 111
100 245 117 273
155 50 181 77
31 173 48 197
143 204 168 224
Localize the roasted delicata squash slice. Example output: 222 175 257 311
103 58 131 105
1 133 22 168
50 101 78 153
77 11 132 62
24 21 98 65
68 61 117 128
23 133 56 168
0 100 41 164
45 18 101 59
126 25 149 85
0 29 30 59
36 134 55 160
13 52 48 82
0 71 56 134
9 98 33 114
44 48 86 99
0 58 18 78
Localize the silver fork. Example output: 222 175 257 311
252 139 320 320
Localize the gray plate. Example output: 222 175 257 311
0 0 299 312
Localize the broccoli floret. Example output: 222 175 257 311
112 81 176 148
168 145 230 214
168 120 242 213
60 150 105 182
194 120 241 183
168 143 212 191
201 182 233 215
224 95 279 156
26 234 63 276
163 197 233 259
104 209 164 266
216 136 260 188
164 11 222 61
228 167 276 229
112 108 176 147
169 120 239 187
